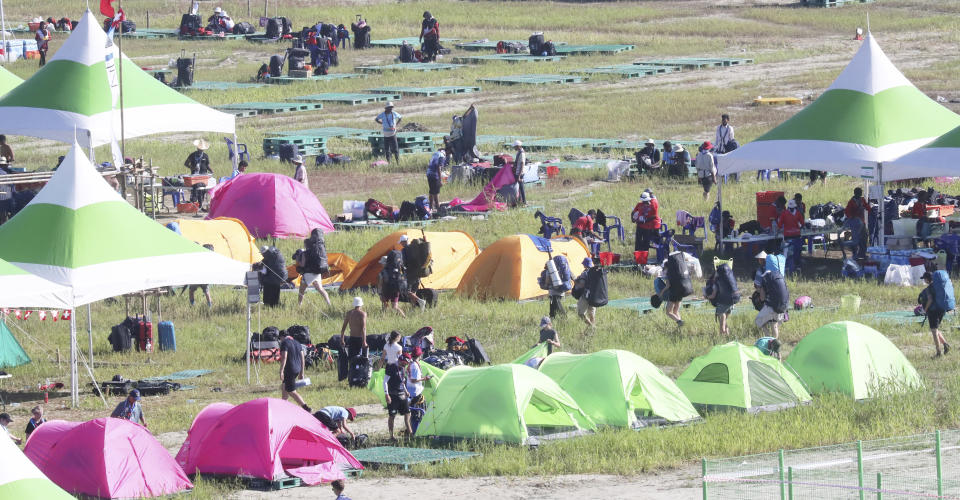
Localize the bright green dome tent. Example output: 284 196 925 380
785 321 922 399
0 66 23 96
367 361 446 407
538 350 700 428
417 364 595 444
676 342 811 413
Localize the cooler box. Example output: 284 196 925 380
183 174 212 187
756 191 784 229
158 321 176 351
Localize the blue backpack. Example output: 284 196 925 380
552 255 573 292
932 270 956 312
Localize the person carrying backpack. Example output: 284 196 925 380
378 252 408 318
297 228 333 308
756 269 788 338
419 11 440 62
659 252 693 328
539 254 573 319
398 235 427 310
572 258 597 327
706 263 739 336
921 271 953 358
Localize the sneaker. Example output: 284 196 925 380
417 298 426 310
944 343 951 355
676 320 684 328
301 404 312 413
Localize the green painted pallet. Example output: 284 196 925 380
452 54 565 64
179 33 247 41
245 476 301 491
478 74 583 85
265 73 364 84
366 86 481 96
269 127 373 139
289 93 395 105
119 28 178 39
356 63 464 73
594 139 701 152
540 159 609 169
554 44 635 55
334 219 437 231
351 446 480 470
216 102 316 114
637 57 753 69
369 37 459 47
515 137 611 151
575 65 660 78
455 40 521 51
245 35 284 43
221 108 258 118
182 81 267 90
476 135 535 145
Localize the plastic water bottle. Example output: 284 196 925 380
145 339 153 353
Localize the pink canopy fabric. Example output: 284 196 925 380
23 418 193 499
455 165 512 212
176 398 363 485
207 173 334 239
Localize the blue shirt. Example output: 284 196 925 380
427 151 445 179
323 406 349 421
376 111 402 136
111 400 143 423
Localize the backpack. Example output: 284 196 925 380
552 255 573 292
260 247 287 286
314 59 329 75
406 239 433 279
400 43 415 63
762 271 789 314
665 252 693 298
931 270 956 312
738 220 764 235
234 22 255 35
397 201 418 221
528 33 544 55
266 18 281 38
121 20 136 33
287 325 312 345
381 249 407 290
256 63 270 81
542 41 556 56
585 267 608 307
269 55 284 77
179 14 201 35
415 196 431 220
348 353 372 388
303 229 328 274
714 263 740 305
260 327 280 342
571 272 587 300
466 338 490 365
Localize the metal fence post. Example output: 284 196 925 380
779 449 786 500
788 466 794 500
936 430 943 498
876 472 882 500
702 458 708 500
858 440 865 500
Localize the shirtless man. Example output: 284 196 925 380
340 297 368 358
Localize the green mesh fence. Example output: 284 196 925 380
703 430 960 499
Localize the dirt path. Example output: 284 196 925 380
229 468 704 500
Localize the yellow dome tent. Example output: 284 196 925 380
456 235 589 301
339 230 479 291
174 217 262 264
288 253 357 286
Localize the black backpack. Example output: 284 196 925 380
314 59 329 75
585 267 608 307
269 55 284 77
467 339 490 365
234 22 255 35
542 41 556 56
121 20 136 33
266 18 281 38
406 239 432 279
397 201 418 221
348 354 372 388
108 319 135 352
179 14 201 35
528 33 544 55
762 271 789 314
400 43 415 62
280 17 293 35
287 325 312 345
715 263 741 305
738 220 764 235
381 250 407 290
303 229 328 274
259 327 280 342
665 253 693 298
260 247 288 287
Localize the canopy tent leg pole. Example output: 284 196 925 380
233 133 240 172
717 177 723 255
70 311 78 407
878 162 885 249
246 301 251 384
87 303 93 366
1 0 7 62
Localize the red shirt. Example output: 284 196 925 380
632 201 661 230
912 202 927 219
573 216 594 233
845 196 870 222
777 209 804 237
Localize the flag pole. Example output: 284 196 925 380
117 0 126 161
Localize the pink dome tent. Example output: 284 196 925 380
176 398 363 485
207 173 334 239
23 418 193 499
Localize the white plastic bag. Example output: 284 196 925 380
884 264 913 287
682 252 703 279
606 160 630 182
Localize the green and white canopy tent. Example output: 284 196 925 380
0 10 234 148
0 65 22 96
0 258 70 308
718 33 960 177
0 433 75 500
0 141 249 405
885 124 960 180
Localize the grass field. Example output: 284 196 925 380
2 0 960 497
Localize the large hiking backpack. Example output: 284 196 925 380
268 55 284 77
665 252 693 298
406 239 433 279
287 325 312 345
266 18 281 38
715 263 740 305
414 196 431 220
304 229 328 274
382 249 407 291
179 14 201 35
932 270 956 312
762 270 789 314
552 255 573 292
397 201 418 221
585 266 609 307
528 33 544 55
108 318 135 352
348 354 372 388
466 338 490 365
176 57 194 87
279 17 293 36
260 247 288 287
399 43 415 63
234 22 255 35
288 48 309 73
542 41 556 56
121 20 136 33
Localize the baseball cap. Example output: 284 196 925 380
353 297 363 307
582 257 593 268
129 389 141 400
539 316 551 327
347 407 357 421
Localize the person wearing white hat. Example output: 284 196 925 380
292 155 308 189
753 250 768 287
631 191 661 253
184 139 213 206
635 139 661 172
513 140 526 205
340 297 368 361
375 103 403 163
670 143 691 178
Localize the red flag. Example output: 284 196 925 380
13 309 21 319
38 311 46 321
100 0 125 24
50 310 59 322
61 310 72 321
22 310 32 320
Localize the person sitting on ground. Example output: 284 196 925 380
634 139 661 172
921 271 952 358
25 405 45 439
695 141 717 200
314 406 357 440
110 389 147 427
632 191 661 253
332 479 352 500
755 336 782 360
297 228 333 308
669 144 691 178
537 316 561 354
574 257 597 328
279 334 311 413
340 297 368 359
0 412 22 444
383 355 412 440
661 141 674 169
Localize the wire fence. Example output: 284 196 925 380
703 430 960 499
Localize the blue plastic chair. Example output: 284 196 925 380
604 215 625 252
534 210 565 239
223 137 250 163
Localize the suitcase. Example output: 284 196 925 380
250 340 281 362
348 352 372 388
158 321 176 352
288 69 309 78
135 380 179 396
136 320 153 352
337 348 349 381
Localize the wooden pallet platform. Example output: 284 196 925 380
478 74 583 85
554 44 635 55
181 81 267 90
220 108 259 118
366 86 481 96
455 40 521 51
350 446 480 471
289 93 396 105
753 97 802 106
518 137 611 151
245 476 302 491
265 73 364 84
636 57 754 69
575 65 663 78
217 102 316 115
119 28 178 39
179 33 247 41
245 35 284 43
356 63 464 73
593 139 702 152
476 135 536 145
369 37 459 47
269 127 373 139
452 54 565 64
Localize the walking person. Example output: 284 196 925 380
921 271 953 358
35 21 50 67
540 254 572 319
375 103 402 163
110 390 148 427
755 269 789 338
513 140 527 206
573 257 597 327
0 413 22 445
537 316 561 355
715 114 735 154
292 155 308 189
279 334 311 412
419 11 440 62
297 228 332 307
426 149 445 217
695 141 717 200
399 235 427 310
632 191 661 253
383 354 411 440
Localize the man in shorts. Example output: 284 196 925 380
340 297 367 359
314 406 357 440
279 334 311 412
921 272 952 358
383 358 411 440
695 141 717 200
378 255 407 317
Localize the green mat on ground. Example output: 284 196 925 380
452 54 565 64
143 369 214 381
572 297 707 313
350 446 480 470
862 311 927 324
369 37 460 47
478 74 583 85
554 44 635 55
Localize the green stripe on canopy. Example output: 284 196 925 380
0 477 76 499
0 66 22 95
0 60 112 115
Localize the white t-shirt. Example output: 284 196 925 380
383 342 402 365
406 361 423 397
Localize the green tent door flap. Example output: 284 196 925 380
747 361 799 412
0 320 30 370
693 363 730 384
